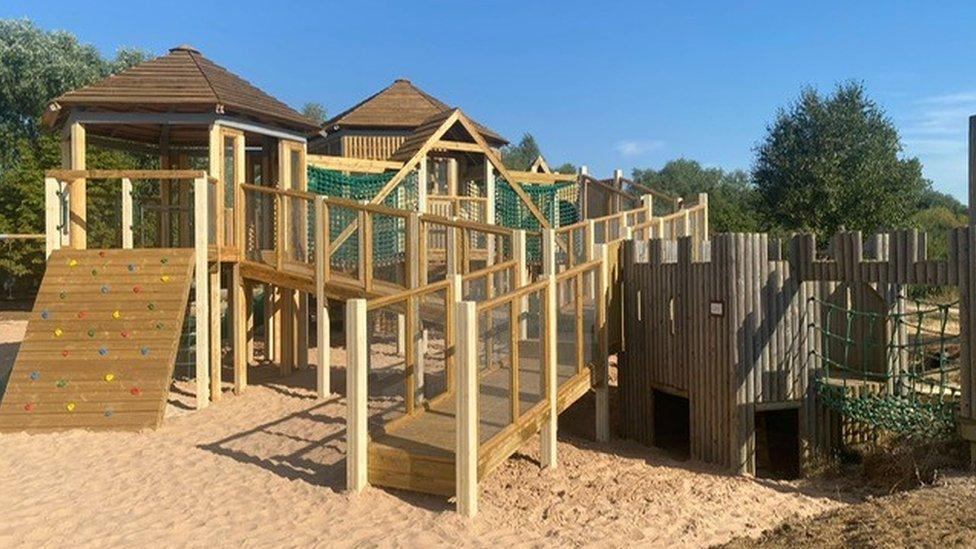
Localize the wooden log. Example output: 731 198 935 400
346 298 368 493
194 176 211 409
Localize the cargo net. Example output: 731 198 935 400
307 166 417 270
496 179 580 261
810 295 961 438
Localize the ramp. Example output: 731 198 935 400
0 249 195 432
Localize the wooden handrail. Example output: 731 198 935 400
476 278 548 314
461 259 518 282
366 279 451 311
555 259 601 282
46 169 208 181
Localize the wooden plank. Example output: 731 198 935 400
456 300 478 517
346 299 368 492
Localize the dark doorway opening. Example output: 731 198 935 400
755 408 800 479
652 389 690 459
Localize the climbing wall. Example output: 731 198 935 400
0 248 196 432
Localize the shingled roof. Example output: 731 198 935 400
323 79 507 146
44 45 319 134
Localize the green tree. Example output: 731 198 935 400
300 102 327 126
501 133 541 171
753 82 926 236
0 19 152 295
632 158 762 233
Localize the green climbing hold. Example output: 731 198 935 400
147 303 156 311
160 257 168 264
91 268 98 276
56 378 69 389
87 329 96 338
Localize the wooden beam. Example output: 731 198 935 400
66 122 86 249
121 178 133 249
433 140 483 153
315 196 331 398
46 169 208 180
307 154 403 173
506 170 577 184
193 176 211 409
595 243 610 442
540 229 557 469
346 298 369 493
44 177 62 258
233 263 247 395
456 300 479 517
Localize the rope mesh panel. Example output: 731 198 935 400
810 295 960 438
307 166 417 269
496 179 579 261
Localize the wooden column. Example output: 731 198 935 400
407 214 424 401
595 243 610 442
233 263 246 394
44 177 62 258
484 159 495 225
121 178 134 249
447 158 458 216
245 283 254 365
63 122 86 249
346 298 368 492
315 196 331 398
159 129 172 248
208 124 222 403
514 230 528 339
456 300 478 517
417 156 428 214
540 228 558 469
193 176 211 409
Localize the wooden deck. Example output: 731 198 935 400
368 340 592 496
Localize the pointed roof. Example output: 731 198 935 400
44 45 319 133
323 79 507 145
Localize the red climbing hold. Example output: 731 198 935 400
61 350 69 357
98 251 106 258
77 311 86 319
24 403 35 412
120 331 129 338
133 285 141 294
130 387 142 396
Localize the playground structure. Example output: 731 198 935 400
6 41 976 519
619 228 974 476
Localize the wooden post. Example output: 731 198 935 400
447 274 461 390
697 192 709 239
44 177 62 258
642 194 653 226
233 263 246 394
514 230 528 339
447 224 459 276
193 176 211 409
407 214 425 401
210 263 221 402
64 122 86 249
346 298 368 493
447 158 458 216
612 169 623 216
456 300 478 517
297 294 309 369
315 197 331 397
417 156 428 215
584 220 596 299
595 243 610 442
121 178 133 249
540 228 558 469
245 283 254 365
485 159 496 225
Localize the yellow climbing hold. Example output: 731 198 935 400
65 402 76 412
112 310 121 319
160 275 171 283
68 259 78 267
104 373 115 382
53 328 63 337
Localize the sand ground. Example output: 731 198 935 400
0 319 852 548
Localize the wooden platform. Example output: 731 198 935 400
0 249 195 432
368 340 592 496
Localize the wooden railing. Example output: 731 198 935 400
631 192 709 243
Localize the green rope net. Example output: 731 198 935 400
810 294 960 438
496 179 580 261
307 166 416 269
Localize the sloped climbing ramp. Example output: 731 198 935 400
0 249 195 432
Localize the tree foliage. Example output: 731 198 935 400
500 133 541 171
0 19 152 296
300 102 327 126
632 159 761 233
753 82 927 235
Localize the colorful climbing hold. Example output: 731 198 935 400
77 311 86 319
132 285 141 294
53 328 63 337
68 259 78 267
29 371 39 381
160 257 169 264
127 264 136 272
40 310 49 320
59 291 67 300
147 303 156 311
61 350 69 358
24 402 35 412
98 347 108 357
87 329 96 338
160 275 170 283
130 387 142 396
104 409 114 417
104 373 115 382
112 310 121 319
154 322 164 330
98 251 106 258
120 331 129 338
65 402 76 412
91 268 98 276
140 347 150 356
56 378 69 389
100 285 110 294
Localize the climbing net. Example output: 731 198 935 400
811 294 961 438
307 166 417 270
496 179 580 262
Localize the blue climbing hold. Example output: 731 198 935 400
140 346 150 356
40 310 49 320
29 371 40 381
98 347 108 356
104 409 114 418
127 264 136 272
100 285 110 294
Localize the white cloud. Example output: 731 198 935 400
614 139 664 157
896 91 976 199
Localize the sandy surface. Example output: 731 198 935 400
0 319 850 548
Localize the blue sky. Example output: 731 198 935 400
7 1 976 200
